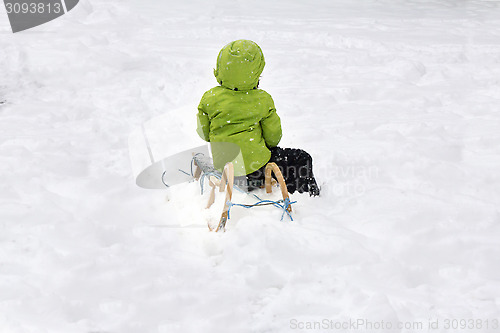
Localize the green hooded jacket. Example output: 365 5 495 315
197 40 282 176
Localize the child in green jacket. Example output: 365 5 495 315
197 39 319 196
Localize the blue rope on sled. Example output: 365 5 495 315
195 169 297 222
226 197 296 221
162 155 297 224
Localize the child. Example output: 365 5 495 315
197 39 320 196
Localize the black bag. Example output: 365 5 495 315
246 147 320 196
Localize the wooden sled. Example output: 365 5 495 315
193 156 292 232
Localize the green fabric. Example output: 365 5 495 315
197 86 282 176
197 40 281 176
213 39 265 91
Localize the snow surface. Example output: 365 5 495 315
1 0 500 332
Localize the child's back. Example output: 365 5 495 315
197 40 281 176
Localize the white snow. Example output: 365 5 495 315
1 0 500 332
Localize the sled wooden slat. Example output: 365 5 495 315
206 176 222 209
265 162 292 213
207 179 216 209
207 162 234 232
193 165 202 181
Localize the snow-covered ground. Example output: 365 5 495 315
1 0 500 332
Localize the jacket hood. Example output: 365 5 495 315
214 40 265 91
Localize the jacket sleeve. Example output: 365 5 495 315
260 97 282 148
196 99 210 142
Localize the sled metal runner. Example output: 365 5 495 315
192 155 294 232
